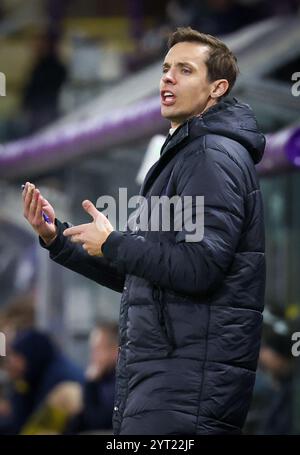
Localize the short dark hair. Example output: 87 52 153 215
168 27 239 96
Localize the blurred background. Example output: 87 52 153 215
0 0 300 435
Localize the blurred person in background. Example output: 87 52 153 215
22 27 265 435
0 222 37 304
0 294 35 425
22 30 67 134
0 294 35 344
193 0 270 36
0 328 83 434
66 321 118 434
0 294 35 431
256 329 294 434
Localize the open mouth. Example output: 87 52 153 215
161 90 176 106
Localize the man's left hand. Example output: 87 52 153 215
63 200 114 256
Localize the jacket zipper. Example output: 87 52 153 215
153 285 176 355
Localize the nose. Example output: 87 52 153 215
162 68 176 85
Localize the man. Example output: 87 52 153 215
22 31 67 133
23 27 266 434
67 321 118 433
257 329 294 434
0 329 83 434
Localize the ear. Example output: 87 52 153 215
210 79 229 99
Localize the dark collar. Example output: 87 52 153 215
160 121 190 157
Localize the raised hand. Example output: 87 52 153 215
22 182 57 246
63 200 114 256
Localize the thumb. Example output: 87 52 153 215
82 200 99 220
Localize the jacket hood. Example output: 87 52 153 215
190 97 266 164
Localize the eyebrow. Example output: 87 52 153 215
162 61 197 70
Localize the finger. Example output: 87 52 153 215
32 194 44 226
41 196 50 208
28 189 40 220
24 183 36 217
95 210 114 230
70 235 84 244
40 196 53 220
22 182 30 202
63 225 86 237
82 200 99 221
82 244 93 256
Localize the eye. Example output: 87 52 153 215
162 67 169 74
182 67 191 75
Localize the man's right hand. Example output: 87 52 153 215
22 182 57 246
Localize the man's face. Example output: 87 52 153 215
88 328 117 378
160 42 216 128
5 351 26 380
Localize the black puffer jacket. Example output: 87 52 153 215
41 98 266 435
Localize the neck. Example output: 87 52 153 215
202 97 218 114
170 98 218 129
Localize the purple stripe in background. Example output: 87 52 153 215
257 126 300 176
0 96 299 179
0 97 166 179
286 128 300 167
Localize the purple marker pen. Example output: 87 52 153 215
21 184 51 223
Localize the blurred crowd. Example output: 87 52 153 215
2 0 300 140
0 296 118 435
245 322 296 434
127 0 300 71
